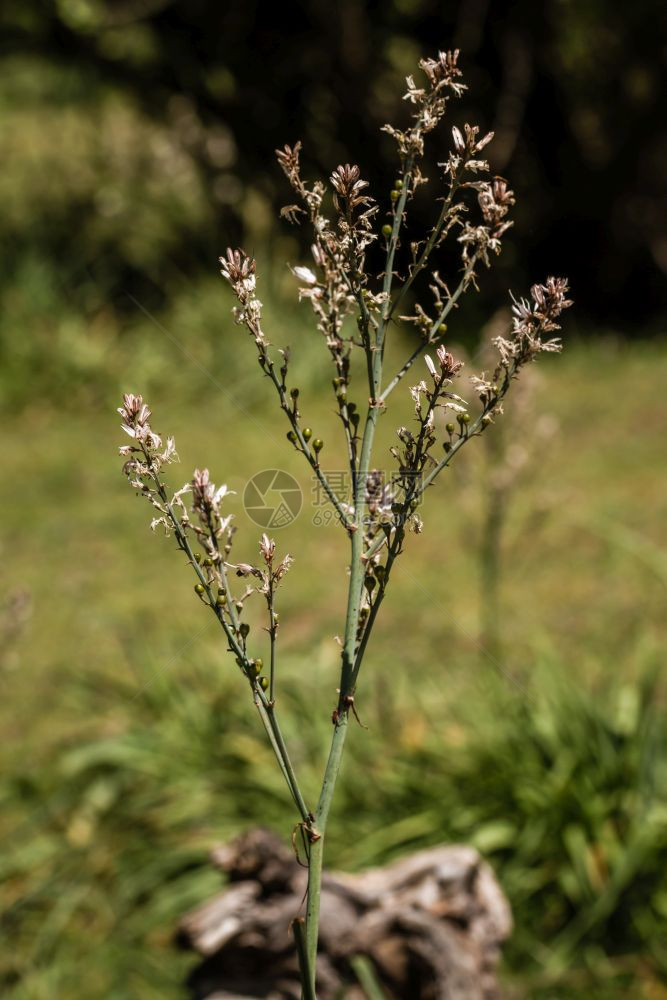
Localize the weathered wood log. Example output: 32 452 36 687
179 828 512 1000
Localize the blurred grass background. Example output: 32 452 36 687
1 2 666 998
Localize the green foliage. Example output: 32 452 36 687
341 667 667 994
1 339 665 997
2 658 665 997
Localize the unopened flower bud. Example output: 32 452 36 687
313 439 324 453
216 593 227 606
390 189 400 202
395 179 403 190
203 556 213 567
259 676 269 691
254 658 263 671
446 422 455 434
248 660 261 678
194 553 202 564
194 583 205 595
438 323 447 333
303 427 313 442
381 224 392 237
235 601 243 613
460 413 470 424
287 430 297 443
482 414 492 428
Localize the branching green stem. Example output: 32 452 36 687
386 168 465 325
380 254 479 403
263 357 354 531
303 158 415 990
145 457 313 831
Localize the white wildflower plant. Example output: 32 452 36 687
118 49 571 997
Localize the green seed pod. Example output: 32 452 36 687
446 422 455 434
248 660 261 678
216 593 227 606
302 427 313 441
254 658 263 671
240 622 250 638
194 583 205 595
438 323 447 333
351 413 360 427
313 438 324 453
364 575 376 593
235 601 243 614
381 224 392 237
194 552 202 564
259 676 269 691
390 189 400 201
290 387 299 399
333 377 343 388
443 441 452 452
460 413 471 424
336 392 346 406
395 179 404 190
203 556 213 567
375 565 387 584
287 430 297 443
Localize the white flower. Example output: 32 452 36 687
213 484 231 506
293 265 317 286
161 437 179 464
259 533 276 563
410 380 428 413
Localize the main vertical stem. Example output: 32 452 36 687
302 163 413 994
304 519 365 987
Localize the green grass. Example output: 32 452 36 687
1 322 666 998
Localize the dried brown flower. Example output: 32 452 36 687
419 49 464 91
219 248 256 286
330 164 372 211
